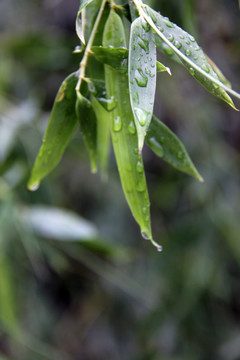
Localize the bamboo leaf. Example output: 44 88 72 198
103 9 161 250
90 94 111 177
143 5 239 109
146 115 203 182
129 16 157 152
76 92 97 173
91 46 171 75
28 73 78 191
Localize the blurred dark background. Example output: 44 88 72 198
0 0 240 359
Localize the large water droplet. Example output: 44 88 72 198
137 37 149 53
29 183 40 192
165 20 174 28
174 40 182 49
134 107 150 127
148 137 164 157
185 49 191 56
189 35 195 42
128 121 136 134
136 180 145 192
98 95 117 111
135 69 148 87
141 231 150 240
157 245 163 252
136 160 143 173
164 46 174 56
113 116 122 132
202 64 210 73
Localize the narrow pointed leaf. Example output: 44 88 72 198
144 5 238 109
76 92 97 173
91 46 171 75
28 73 78 191
103 10 161 249
78 0 95 13
129 16 157 152
90 94 111 177
76 12 86 45
146 115 203 182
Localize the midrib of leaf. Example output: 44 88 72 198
133 0 240 103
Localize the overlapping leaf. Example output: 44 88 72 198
146 115 203 182
91 94 111 177
144 5 238 109
129 16 157 152
76 92 97 173
28 73 78 191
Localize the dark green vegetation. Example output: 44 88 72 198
1 0 240 359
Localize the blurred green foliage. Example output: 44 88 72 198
0 0 240 359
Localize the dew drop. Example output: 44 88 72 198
158 26 164 32
164 46 174 56
136 180 145 192
133 92 139 104
180 35 185 39
185 40 190 45
113 116 122 132
141 231 150 240
202 64 210 73
137 37 149 53
128 121 136 134
134 107 151 126
185 49 191 56
177 151 183 159
168 34 174 42
148 137 164 157
189 67 195 75
135 69 148 87
142 207 148 214
142 20 150 32
157 245 163 252
174 40 182 49
189 35 195 42
136 160 143 173
165 21 174 28
29 183 40 192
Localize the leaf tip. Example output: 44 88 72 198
27 181 40 192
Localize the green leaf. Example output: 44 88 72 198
91 45 171 76
22 205 98 241
91 46 128 73
78 0 95 14
28 73 78 191
129 16 157 152
76 92 97 173
90 94 111 178
144 5 239 109
146 115 203 182
103 9 161 250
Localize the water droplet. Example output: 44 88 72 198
180 35 185 39
136 180 145 192
158 26 164 32
136 160 143 173
177 151 183 159
189 67 195 75
128 121 136 134
142 207 147 214
98 95 117 111
168 34 174 42
134 107 151 126
185 49 191 56
133 92 139 104
189 35 195 42
113 116 122 132
29 183 40 192
165 20 174 28
135 69 148 87
137 37 149 53
150 12 157 23
185 40 190 45
148 137 164 157
202 64 210 73
141 231 150 240
147 56 152 61
194 56 198 60
164 46 174 56
142 20 150 32
174 40 182 49
213 83 219 90
157 245 163 252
